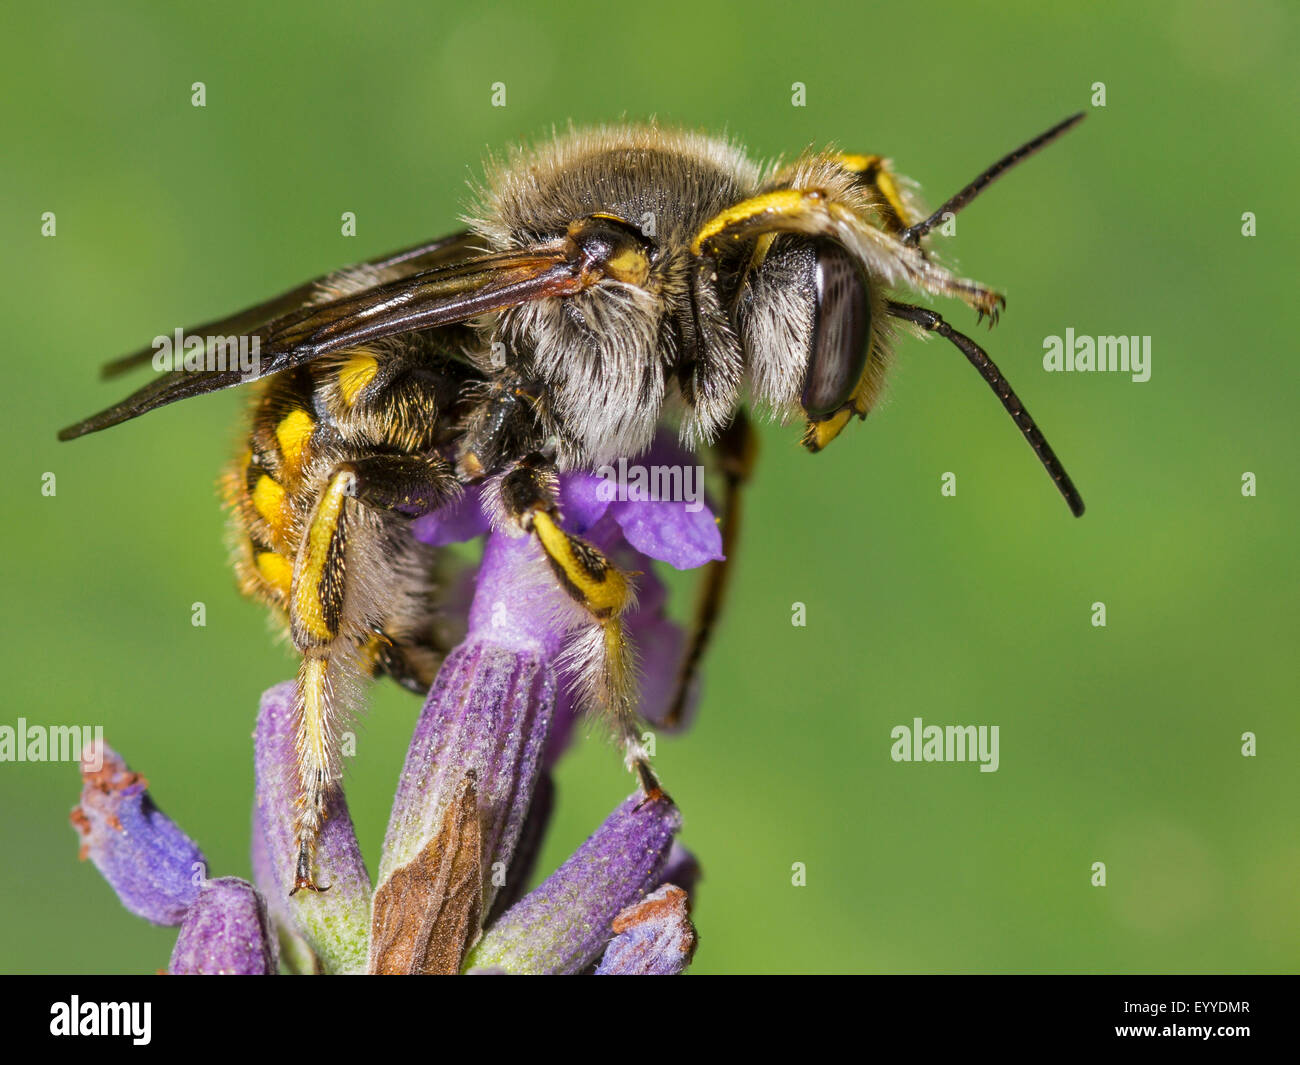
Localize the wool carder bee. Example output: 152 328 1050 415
61 114 1086 892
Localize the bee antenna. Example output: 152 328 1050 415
900 112 1086 247
888 300 1085 517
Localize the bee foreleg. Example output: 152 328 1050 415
828 152 921 233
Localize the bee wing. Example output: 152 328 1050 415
98 231 482 380
58 244 583 441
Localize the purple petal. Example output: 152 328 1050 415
556 472 614 533
466 530 571 657
70 742 205 926
411 485 489 546
594 884 697 975
485 772 555 927
641 433 708 472
169 877 277 975
609 498 723 570
634 610 698 732
465 792 681 975
542 675 581 770
379 641 554 922
254 682 370 974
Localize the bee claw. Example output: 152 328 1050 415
290 875 330 896
633 759 673 808
290 841 330 895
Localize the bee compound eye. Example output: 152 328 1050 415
801 238 871 420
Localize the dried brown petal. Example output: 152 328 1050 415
368 773 483 975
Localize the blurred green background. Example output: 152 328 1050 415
2 0 1296 974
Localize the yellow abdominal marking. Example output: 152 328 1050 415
338 351 380 405
275 409 315 475
835 152 875 173
255 551 293 597
359 632 389 674
252 474 286 527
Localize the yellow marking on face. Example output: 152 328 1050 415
252 474 286 526
255 551 293 597
532 510 629 617
692 189 819 254
338 351 380 405
803 355 878 453
804 408 855 452
293 469 354 642
276 409 315 475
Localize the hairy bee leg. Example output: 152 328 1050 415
288 455 458 894
496 456 653 783
692 181 1004 323
664 409 758 728
456 371 538 480
831 153 919 233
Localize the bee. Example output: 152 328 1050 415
61 114 1086 893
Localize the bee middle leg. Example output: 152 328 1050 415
495 455 663 795
664 408 758 728
289 453 458 894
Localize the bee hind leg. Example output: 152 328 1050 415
288 454 458 894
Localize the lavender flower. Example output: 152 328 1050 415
595 884 698 975
71 745 277 974
73 439 712 974
170 878 277 976
70 742 205 926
